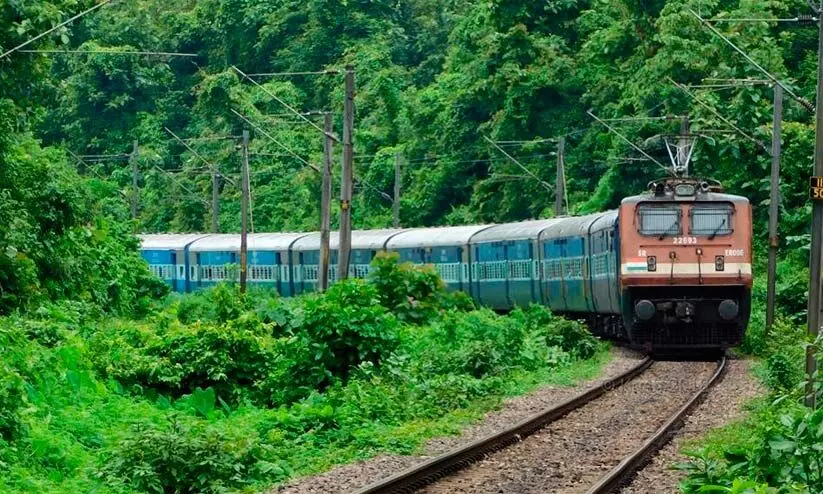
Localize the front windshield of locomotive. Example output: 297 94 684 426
689 203 734 237
636 203 682 237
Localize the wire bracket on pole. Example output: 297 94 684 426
483 135 554 192
688 8 815 112
587 110 673 174
232 66 340 143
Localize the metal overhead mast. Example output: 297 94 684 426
807 0 823 408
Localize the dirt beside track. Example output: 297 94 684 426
418 361 717 494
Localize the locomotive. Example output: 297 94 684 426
139 177 751 351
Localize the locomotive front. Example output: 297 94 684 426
618 179 752 350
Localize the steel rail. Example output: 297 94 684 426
585 357 728 494
353 357 653 494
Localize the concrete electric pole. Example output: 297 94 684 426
320 113 333 291
240 130 250 294
766 84 783 339
806 1 823 408
338 65 354 281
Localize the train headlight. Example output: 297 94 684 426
675 184 696 196
715 255 725 271
647 256 657 272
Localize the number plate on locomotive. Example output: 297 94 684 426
810 176 823 201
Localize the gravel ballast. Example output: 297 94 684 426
419 361 717 494
271 348 643 494
620 359 763 493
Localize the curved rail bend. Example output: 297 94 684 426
353 357 653 494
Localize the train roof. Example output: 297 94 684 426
590 210 619 231
291 229 408 251
189 233 310 252
139 234 211 250
386 224 494 249
539 213 605 240
621 191 749 205
471 219 564 243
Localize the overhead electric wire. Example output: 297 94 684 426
483 136 553 192
150 165 210 207
689 8 814 112
165 127 237 186
232 66 339 142
705 17 816 23
66 148 128 199
19 49 197 57
596 116 675 122
231 110 320 174
244 70 341 77
0 0 113 60
587 110 672 174
669 78 766 151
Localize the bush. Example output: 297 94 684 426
0 364 23 441
175 283 249 325
298 279 400 383
0 326 27 441
368 252 472 323
511 305 599 360
98 419 263 494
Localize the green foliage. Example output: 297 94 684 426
0 363 24 441
368 252 473 323
677 400 823 493
22 0 812 238
297 279 400 382
0 263 606 492
98 419 262 494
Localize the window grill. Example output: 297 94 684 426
591 253 609 278
565 257 584 279
435 263 462 282
301 265 319 282
477 261 507 281
249 265 277 281
509 260 532 280
690 204 734 236
149 264 175 279
353 264 371 278
637 204 682 236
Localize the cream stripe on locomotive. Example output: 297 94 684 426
621 262 752 276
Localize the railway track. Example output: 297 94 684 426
353 357 726 494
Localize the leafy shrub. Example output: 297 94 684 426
368 252 472 323
0 364 23 441
91 316 277 404
764 353 800 394
98 419 262 494
511 305 598 360
297 279 400 383
175 283 249 325
679 404 823 493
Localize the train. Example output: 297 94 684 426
139 177 752 351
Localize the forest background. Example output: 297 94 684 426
1 0 819 319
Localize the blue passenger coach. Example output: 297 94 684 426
138 234 210 292
138 217 621 315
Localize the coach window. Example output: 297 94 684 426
690 203 733 237
637 204 682 237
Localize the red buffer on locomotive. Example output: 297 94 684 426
618 178 752 350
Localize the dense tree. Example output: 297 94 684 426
7 0 820 251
